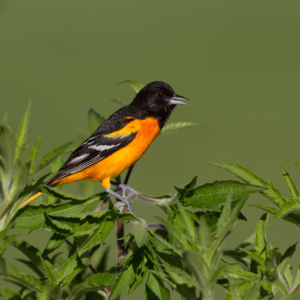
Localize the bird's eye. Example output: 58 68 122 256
157 92 163 98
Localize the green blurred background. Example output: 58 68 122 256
1 0 300 298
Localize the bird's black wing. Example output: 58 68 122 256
48 107 138 185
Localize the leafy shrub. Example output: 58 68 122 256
1 81 300 300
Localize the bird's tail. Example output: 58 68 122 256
20 191 43 208
20 176 62 208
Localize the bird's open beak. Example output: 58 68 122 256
167 94 190 105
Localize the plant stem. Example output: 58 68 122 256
114 165 135 300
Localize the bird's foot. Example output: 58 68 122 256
117 184 137 199
105 187 135 215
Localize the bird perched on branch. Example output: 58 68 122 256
21 81 189 211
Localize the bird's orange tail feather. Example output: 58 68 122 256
20 191 43 208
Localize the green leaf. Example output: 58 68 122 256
0 287 21 299
0 234 18 256
77 217 115 255
46 211 108 235
160 122 204 135
15 197 101 232
1 272 43 292
42 258 58 290
224 264 260 281
43 233 66 257
132 220 148 248
108 259 137 299
0 225 12 241
28 135 43 175
15 101 31 161
42 186 104 201
269 199 300 226
58 254 82 287
145 273 171 300
0 125 16 181
182 251 205 286
12 239 44 272
33 142 72 174
45 213 73 235
255 213 267 257
239 249 266 266
88 108 106 134
118 80 144 93
211 163 284 206
177 180 264 211
280 165 299 200
2 112 7 126
246 283 260 300
68 273 117 299
249 204 277 214
37 287 47 300
128 259 146 295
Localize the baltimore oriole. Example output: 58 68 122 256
20 81 189 210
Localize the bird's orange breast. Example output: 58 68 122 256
56 117 161 188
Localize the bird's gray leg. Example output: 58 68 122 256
105 187 134 214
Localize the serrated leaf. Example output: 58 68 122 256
47 211 109 235
212 197 248 258
88 108 106 134
280 165 299 200
0 125 16 183
145 272 171 300
118 80 144 93
42 258 58 290
43 233 66 257
68 273 117 299
1 272 43 292
0 234 18 256
58 254 82 285
33 142 72 174
183 251 205 284
28 134 42 175
128 259 146 295
224 264 260 281
12 239 44 272
42 186 104 201
212 163 284 206
255 213 267 257
109 264 135 299
282 243 297 264
45 213 73 235
132 220 148 248
160 122 204 135
269 199 300 226
15 101 31 161
77 217 115 255
250 204 277 214
37 287 47 300
15 197 100 232
177 180 264 211
177 204 198 244
239 249 266 266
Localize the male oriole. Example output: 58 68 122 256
21 81 189 209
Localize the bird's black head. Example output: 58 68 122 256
131 81 189 127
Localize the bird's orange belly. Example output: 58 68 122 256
57 117 161 188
